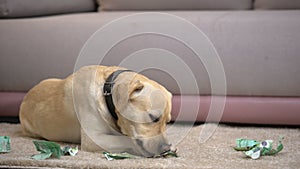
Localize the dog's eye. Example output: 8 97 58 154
134 85 144 93
149 114 160 123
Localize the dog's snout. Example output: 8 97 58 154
160 143 171 153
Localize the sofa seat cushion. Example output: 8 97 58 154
0 0 96 18
255 0 300 9
97 0 253 11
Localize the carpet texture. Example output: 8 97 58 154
0 123 299 169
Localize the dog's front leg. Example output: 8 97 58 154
98 135 138 154
81 130 138 154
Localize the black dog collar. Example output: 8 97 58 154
103 69 134 120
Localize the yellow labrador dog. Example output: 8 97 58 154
19 65 174 157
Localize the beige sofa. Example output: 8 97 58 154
1 0 300 125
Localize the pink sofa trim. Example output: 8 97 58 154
0 92 26 117
1 92 299 125
172 95 300 125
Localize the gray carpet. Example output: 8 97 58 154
0 123 299 169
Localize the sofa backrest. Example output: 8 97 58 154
97 0 300 11
0 0 96 18
97 0 253 11
1 0 300 19
255 0 300 9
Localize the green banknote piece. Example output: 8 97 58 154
234 138 259 151
155 150 178 158
31 152 53 160
103 150 178 160
62 146 79 156
103 152 140 160
31 140 79 160
0 136 11 153
32 140 63 160
234 136 284 160
263 136 284 156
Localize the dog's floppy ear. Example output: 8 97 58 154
166 102 172 123
165 91 172 123
113 83 130 113
129 80 144 100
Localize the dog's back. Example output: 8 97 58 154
19 78 81 143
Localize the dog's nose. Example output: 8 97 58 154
160 143 171 153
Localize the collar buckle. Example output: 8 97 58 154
103 82 114 96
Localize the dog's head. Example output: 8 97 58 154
112 72 173 157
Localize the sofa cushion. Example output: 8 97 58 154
97 0 253 11
255 0 300 9
0 0 96 18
